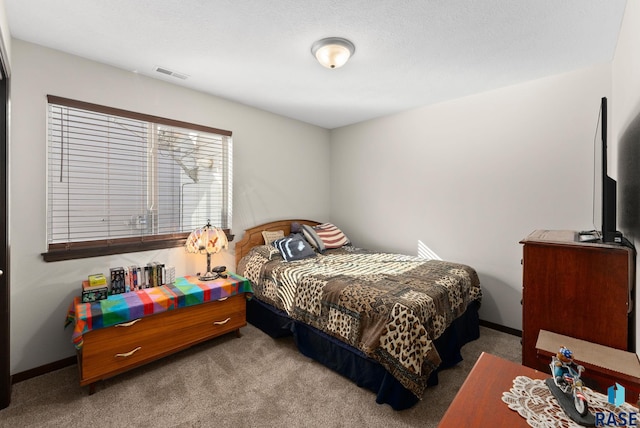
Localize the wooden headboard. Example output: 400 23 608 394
235 219 321 266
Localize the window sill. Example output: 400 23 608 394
42 230 234 262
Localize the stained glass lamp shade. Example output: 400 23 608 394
185 220 228 281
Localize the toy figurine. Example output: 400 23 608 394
552 347 583 387
547 346 593 424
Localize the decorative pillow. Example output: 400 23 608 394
301 223 350 252
253 245 282 261
272 234 316 262
301 224 323 251
262 230 285 245
290 222 302 233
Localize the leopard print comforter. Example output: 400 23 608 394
238 245 482 398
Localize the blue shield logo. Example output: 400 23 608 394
607 383 625 406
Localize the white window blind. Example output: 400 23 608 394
45 95 232 261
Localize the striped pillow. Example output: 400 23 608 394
302 223 350 252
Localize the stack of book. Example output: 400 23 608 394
117 263 174 292
81 263 176 301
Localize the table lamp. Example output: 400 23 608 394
185 220 228 281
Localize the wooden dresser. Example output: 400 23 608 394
520 230 635 373
70 274 252 394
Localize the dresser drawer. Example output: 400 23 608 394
80 293 246 384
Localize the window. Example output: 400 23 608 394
43 95 232 262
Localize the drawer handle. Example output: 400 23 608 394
115 347 142 358
213 317 231 325
217 297 228 302
115 319 141 328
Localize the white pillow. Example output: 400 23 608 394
262 230 285 245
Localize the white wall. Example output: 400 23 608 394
0 0 10 70
9 39 331 373
612 1 640 355
330 64 612 330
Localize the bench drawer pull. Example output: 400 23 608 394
115 347 142 358
115 319 141 328
213 317 231 326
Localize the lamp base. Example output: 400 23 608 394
197 271 219 281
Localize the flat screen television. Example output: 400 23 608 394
595 97 622 243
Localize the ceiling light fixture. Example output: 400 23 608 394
311 37 355 69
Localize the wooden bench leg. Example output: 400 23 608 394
88 383 96 395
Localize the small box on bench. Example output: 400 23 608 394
81 280 108 303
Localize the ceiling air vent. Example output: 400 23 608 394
154 66 188 80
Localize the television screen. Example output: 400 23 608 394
592 99 603 234
593 97 621 243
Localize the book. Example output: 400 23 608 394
165 266 176 285
110 267 126 294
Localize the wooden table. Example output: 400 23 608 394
439 352 546 427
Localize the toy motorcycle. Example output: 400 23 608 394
550 354 590 417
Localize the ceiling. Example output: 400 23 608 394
4 0 628 129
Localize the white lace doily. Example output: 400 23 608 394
502 376 638 427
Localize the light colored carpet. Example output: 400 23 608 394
0 324 521 428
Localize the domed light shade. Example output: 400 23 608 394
185 220 229 281
311 37 355 69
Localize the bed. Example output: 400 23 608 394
235 219 482 410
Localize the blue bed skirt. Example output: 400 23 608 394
246 298 480 410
